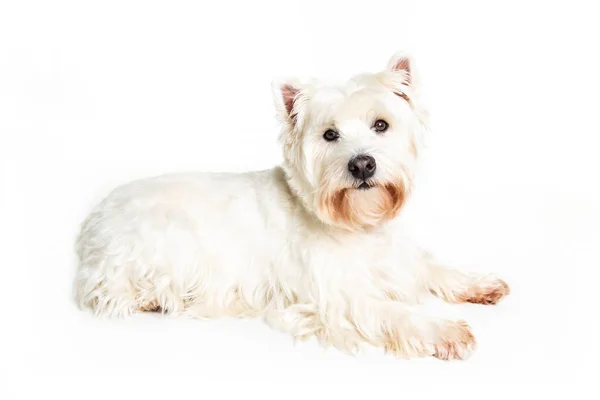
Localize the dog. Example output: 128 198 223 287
75 52 509 360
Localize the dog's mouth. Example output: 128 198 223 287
356 181 373 190
348 178 379 191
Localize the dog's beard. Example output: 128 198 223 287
317 179 407 230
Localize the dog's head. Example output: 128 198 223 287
273 52 429 231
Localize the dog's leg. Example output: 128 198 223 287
264 303 364 354
266 301 476 360
423 263 510 305
355 301 477 360
75 268 137 317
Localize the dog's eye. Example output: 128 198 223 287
323 129 340 142
373 120 389 133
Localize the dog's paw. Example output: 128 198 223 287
433 320 477 361
458 277 510 305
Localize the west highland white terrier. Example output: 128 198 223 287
75 52 509 360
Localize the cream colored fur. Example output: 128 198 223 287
75 52 509 360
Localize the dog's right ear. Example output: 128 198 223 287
272 79 308 129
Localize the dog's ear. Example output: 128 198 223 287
386 52 415 86
272 79 308 129
377 52 420 106
380 52 429 130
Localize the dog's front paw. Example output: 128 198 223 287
433 320 477 361
458 277 510 305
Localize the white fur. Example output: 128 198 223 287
75 52 508 360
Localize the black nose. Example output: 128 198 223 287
348 154 376 180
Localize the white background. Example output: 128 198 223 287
1 0 598 398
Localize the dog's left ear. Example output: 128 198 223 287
385 52 416 87
381 52 429 130
377 52 420 106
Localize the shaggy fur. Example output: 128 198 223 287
75 52 509 360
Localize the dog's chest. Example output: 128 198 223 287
276 227 416 298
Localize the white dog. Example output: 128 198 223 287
75 52 509 360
